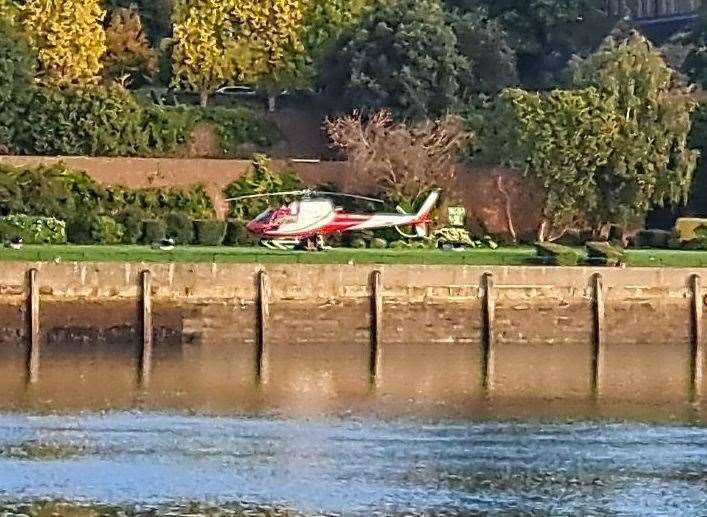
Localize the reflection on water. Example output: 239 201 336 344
0 413 706 515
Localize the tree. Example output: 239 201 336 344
171 0 240 107
0 20 36 153
20 0 107 84
326 110 470 208
447 7 518 94
328 0 469 120
571 31 698 225
683 2 707 87
104 5 157 87
473 88 618 241
231 0 307 111
172 0 306 109
0 0 19 24
445 0 613 88
301 0 369 84
104 0 174 43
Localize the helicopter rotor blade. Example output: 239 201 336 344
313 191 385 204
224 190 308 202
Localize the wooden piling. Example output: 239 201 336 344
140 270 153 387
256 270 270 386
27 268 40 384
690 274 704 398
481 273 495 393
591 273 605 397
370 270 383 386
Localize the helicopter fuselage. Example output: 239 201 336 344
246 191 440 242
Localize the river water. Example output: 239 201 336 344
0 409 706 516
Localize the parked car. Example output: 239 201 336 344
215 86 258 97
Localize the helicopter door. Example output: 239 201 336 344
275 199 335 234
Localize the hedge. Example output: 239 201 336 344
194 219 227 246
533 242 581 266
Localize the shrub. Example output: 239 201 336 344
91 216 125 245
534 242 581 266
142 219 166 244
194 219 226 246
585 241 626 266
224 155 301 220
66 214 96 244
224 220 260 246
165 212 194 244
0 215 66 244
202 107 280 156
114 205 146 244
370 237 387 249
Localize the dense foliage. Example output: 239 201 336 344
0 214 66 244
103 5 157 86
328 0 468 119
20 0 107 83
475 32 698 240
224 155 301 220
0 163 214 244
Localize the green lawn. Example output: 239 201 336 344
1 244 707 267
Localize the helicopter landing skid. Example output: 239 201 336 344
261 239 299 250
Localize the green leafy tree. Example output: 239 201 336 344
20 0 107 84
447 7 518 94
301 0 369 84
571 31 698 225
0 0 19 24
683 3 707 87
329 0 468 119
445 0 612 88
473 87 618 241
0 20 35 154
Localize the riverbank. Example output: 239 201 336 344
3 245 707 267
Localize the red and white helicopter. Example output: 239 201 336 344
226 189 441 250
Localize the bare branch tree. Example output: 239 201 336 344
325 110 471 208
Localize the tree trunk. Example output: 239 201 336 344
537 219 548 243
200 90 209 108
495 176 517 244
267 94 277 112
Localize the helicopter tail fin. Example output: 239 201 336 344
415 190 441 221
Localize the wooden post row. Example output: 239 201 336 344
257 270 270 386
691 274 704 398
481 272 495 393
370 270 383 386
592 273 605 398
140 270 153 387
28 268 40 384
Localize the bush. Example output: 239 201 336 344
585 241 626 266
0 215 66 244
142 219 166 244
114 206 146 244
534 242 581 266
224 220 260 246
91 216 125 245
66 214 96 244
223 155 301 220
194 219 226 246
632 229 672 249
370 237 387 249
165 212 193 244
202 107 280 156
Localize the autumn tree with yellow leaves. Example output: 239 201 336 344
20 0 107 84
104 5 157 87
171 0 306 109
